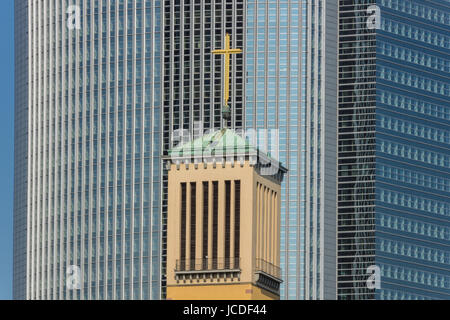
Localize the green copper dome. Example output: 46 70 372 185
168 128 257 158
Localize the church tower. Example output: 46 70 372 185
165 129 286 300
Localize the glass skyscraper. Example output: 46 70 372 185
160 0 246 297
14 0 340 300
245 0 338 300
162 0 339 300
14 0 163 300
338 0 450 299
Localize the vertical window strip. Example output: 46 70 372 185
180 183 186 270
234 180 241 269
190 182 196 267
225 181 231 269
202 182 209 269
212 181 219 268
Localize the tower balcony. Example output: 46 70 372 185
176 257 241 273
254 259 283 296
174 258 241 283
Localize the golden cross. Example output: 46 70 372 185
212 33 242 107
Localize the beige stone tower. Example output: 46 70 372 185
165 129 286 300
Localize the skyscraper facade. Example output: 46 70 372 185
14 0 30 301
163 0 339 300
338 0 450 299
14 0 163 300
15 0 340 301
245 0 338 299
160 0 245 298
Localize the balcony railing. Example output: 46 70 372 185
175 258 281 280
175 258 241 273
255 259 281 280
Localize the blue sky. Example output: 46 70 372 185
0 0 14 300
